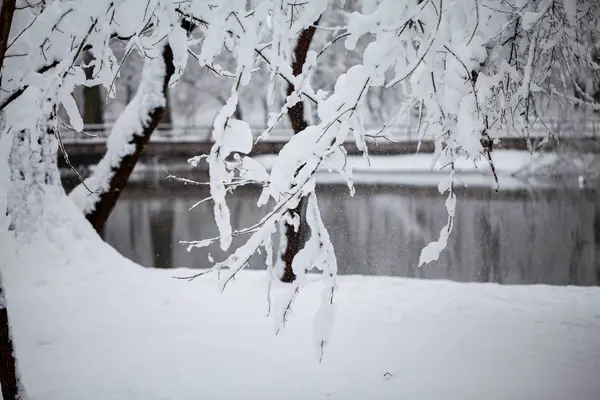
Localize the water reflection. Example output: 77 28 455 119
100 177 600 286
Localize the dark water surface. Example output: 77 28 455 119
72 169 600 286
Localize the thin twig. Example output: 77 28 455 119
55 124 95 194
387 0 443 89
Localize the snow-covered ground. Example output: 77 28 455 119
2 192 600 400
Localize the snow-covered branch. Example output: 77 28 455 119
2 0 600 363
69 41 175 232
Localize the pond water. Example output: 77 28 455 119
67 168 600 286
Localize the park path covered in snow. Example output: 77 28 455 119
2 193 600 400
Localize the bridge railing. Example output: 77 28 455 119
60 118 600 144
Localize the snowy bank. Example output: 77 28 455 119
110 150 555 190
2 194 600 400
255 150 551 189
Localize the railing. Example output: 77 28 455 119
60 118 600 143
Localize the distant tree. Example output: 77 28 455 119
162 89 173 125
174 45 268 127
82 51 105 126
0 1 26 398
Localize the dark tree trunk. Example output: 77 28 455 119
150 204 174 269
0 0 16 85
0 274 25 400
0 2 26 398
124 83 134 104
82 51 104 126
233 104 243 121
162 90 172 125
86 45 175 233
281 20 320 283
0 0 15 71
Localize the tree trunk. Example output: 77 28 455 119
9 118 61 232
70 44 175 234
0 0 16 85
162 89 172 125
0 3 28 398
0 272 26 400
82 51 104 126
233 104 243 121
281 20 319 283
2 112 61 400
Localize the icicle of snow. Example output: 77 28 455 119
304 192 338 360
207 91 240 251
273 286 299 334
321 146 355 196
197 1 246 66
168 24 189 88
418 172 456 267
220 119 253 157
58 66 87 132
239 156 269 186
206 120 260 251
313 286 336 363
264 233 275 316
270 192 339 346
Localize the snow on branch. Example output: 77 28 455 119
69 40 172 217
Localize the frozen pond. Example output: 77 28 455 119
61 167 600 286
